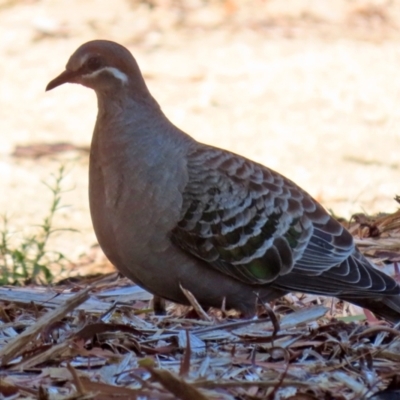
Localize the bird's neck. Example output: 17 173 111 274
92 91 192 165
96 86 160 117
96 89 162 134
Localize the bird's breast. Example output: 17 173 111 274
88 134 186 272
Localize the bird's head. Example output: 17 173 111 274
46 40 148 95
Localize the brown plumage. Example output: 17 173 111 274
46 40 400 322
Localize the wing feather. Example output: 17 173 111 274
171 145 399 296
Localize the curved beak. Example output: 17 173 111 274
46 69 80 91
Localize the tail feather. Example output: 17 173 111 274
340 295 400 323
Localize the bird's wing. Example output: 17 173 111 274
171 145 396 295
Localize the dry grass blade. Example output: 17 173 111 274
145 366 209 400
66 362 86 396
179 284 211 321
12 341 70 370
0 286 111 312
179 330 191 377
258 297 280 339
193 379 315 390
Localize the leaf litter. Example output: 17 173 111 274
2 204 400 399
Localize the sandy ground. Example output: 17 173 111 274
1 0 400 275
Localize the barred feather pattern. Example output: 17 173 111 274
171 144 399 297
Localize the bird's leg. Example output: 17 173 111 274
152 295 167 315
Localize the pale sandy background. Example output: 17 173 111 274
1 0 400 274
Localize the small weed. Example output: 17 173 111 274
0 165 74 285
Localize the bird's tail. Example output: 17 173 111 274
340 295 400 323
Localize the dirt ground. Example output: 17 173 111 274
1 0 400 275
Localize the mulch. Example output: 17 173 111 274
1 204 400 399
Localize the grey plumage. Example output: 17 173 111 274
46 40 400 322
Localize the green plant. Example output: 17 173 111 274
0 165 74 285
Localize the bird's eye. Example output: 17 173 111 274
86 57 102 72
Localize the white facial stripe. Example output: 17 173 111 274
83 67 128 84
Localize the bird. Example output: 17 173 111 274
46 39 400 322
